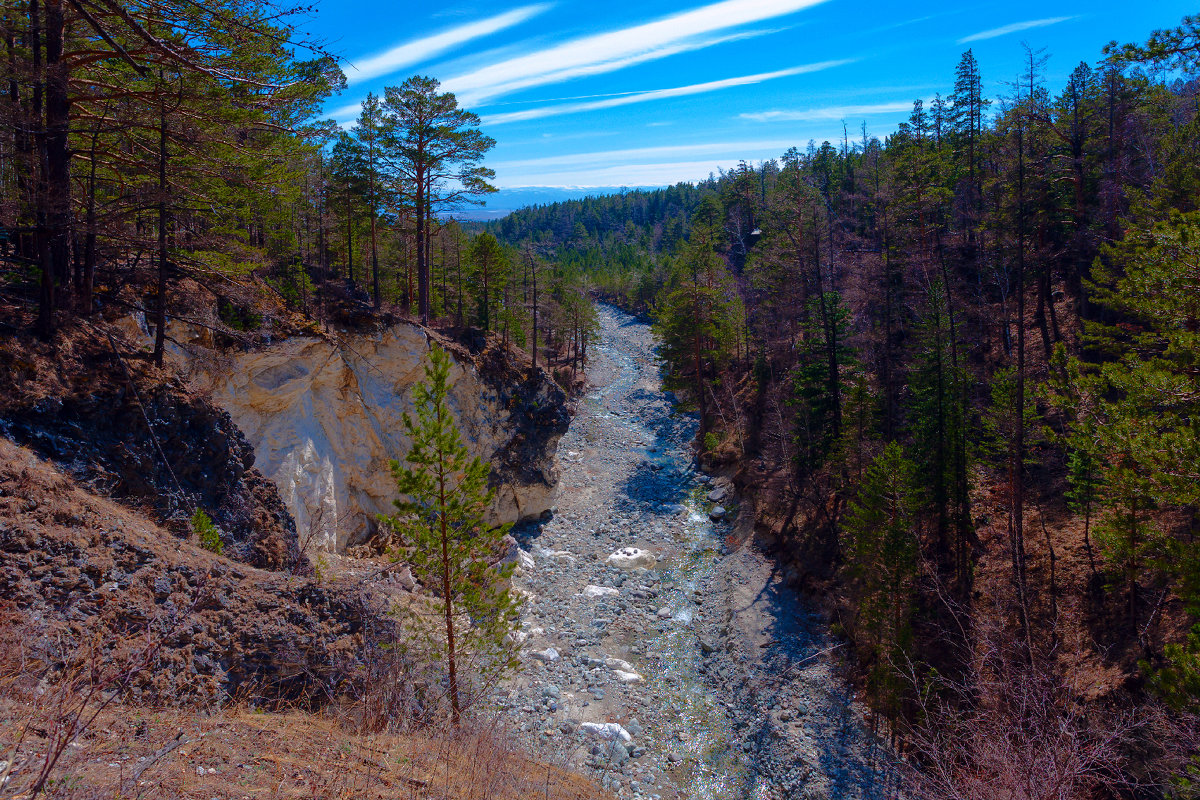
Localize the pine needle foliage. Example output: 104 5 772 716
379 344 521 726
190 509 223 555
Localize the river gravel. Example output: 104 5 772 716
498 305 898 800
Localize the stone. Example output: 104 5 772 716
580 722 633 742
706 487 727 503
613 670 643 684
606 547 656 570
531 647 560 663
581 584 620 599
709 506 726 521
187 322 570 552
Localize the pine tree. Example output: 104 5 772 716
654 197 738 436
379 344 521 726
467 232 511 332
382 76 496 323
1086 211 1200 632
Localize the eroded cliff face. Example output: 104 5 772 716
188 323 568 553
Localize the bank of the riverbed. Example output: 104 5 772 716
497 305 897 800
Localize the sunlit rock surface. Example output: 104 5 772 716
174 322 567 552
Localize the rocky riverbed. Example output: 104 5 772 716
496 306 897 799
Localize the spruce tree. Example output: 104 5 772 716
842 442 919 721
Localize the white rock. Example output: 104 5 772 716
580 722 632 743
392 565 417 590
539 547 576 562
167 323 563 552
505 630 528 646
516 550 536 572
606 547 656 570
613 670 644 684
531 647 560 663
581 585 620 599
604 657 634 671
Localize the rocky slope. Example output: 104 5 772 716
0 329 300 570
0 437 377 705
163 320 570 553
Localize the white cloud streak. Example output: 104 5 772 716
957 16 1074 44
492 140 804 173
739 101 913 123
481 61 849 125
444 0 831 104
345 4 551 85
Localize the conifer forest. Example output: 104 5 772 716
2 1 1200 797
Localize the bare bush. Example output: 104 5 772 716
897 617 1157 800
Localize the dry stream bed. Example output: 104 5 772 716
496 306 897 800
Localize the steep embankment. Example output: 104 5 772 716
0 312 571 696
182 322 569 552
0 437 375 705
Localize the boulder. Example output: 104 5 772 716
606 547 656 570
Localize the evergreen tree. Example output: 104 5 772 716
379 344 520 726
466 232 511 332
842 442 919 721
654 197 738 436
382 76 496 323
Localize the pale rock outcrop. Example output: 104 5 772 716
155 320 568 553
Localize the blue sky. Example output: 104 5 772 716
310 0 1194 193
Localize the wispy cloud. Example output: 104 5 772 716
492 140 804 172
957 16 1074 44
444 0 831 105
345 4 551 85
481 61 849 125
739 101 913 123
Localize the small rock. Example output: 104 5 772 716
531 647 560 663
606 547 656 570
709 506 726 521
580 722 632 742
707 487 727 503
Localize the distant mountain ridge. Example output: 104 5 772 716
451 185 665 220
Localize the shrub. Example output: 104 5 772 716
190 509 223 555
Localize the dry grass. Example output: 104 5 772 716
0 695 604 800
